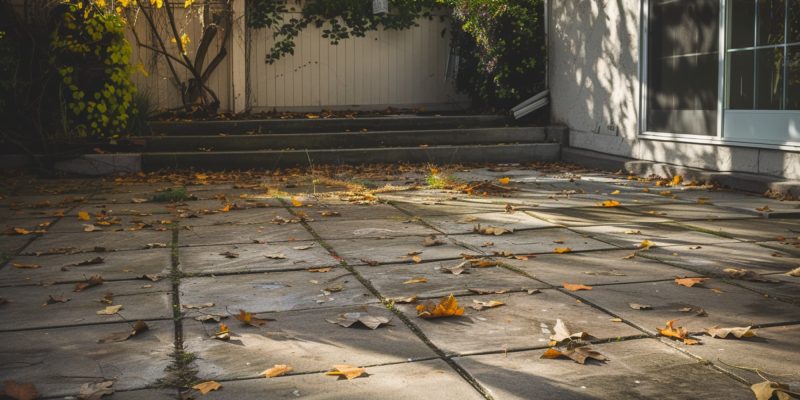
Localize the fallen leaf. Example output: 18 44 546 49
540 345 608 364
143 243 167 249
327 312 391 329
195 314 227 322
2 380 39 400
404 277 428 284
610 190 621 195
628 303 652 310
139 274 162 282
61 256 105 271
554 247 572 254
234 309 271 327
442 260 470 275
678 307 708 317
498 177 511 185
675 277 707 288
214 322 230 340
320 210 340 217
622 252 637 260
562 283 592 291
416 294 464 319
193 381 222 394
755 206 773 212
265 253 287 259
387 295 417 303
471 259 499 268
469 299 505 311
96 304 123 315
308 267 332 273
473 225 513 236
74 275 104 292
638 240 655 249
219 251 239 258
182 302 214 309
79 380 114 400
468 288 509 295
599 200 620 207
550 319 590 344
705 326 757 339
43 294 70 306
293 244 314 250
290 197 303 207
787 267 800 277
97 320 149 343
12 227 32 235
326 365 366 380
423 235 444 247
12 262 41 269
410 255 422 263
657 319 699 345
262 364 293 378
624 230 641 234
723 268 778 283
78 211 91 221
83 224 102 232
750 380 799 400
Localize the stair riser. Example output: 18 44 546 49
144 128 548 152
142 144 560 171
148 115 512 135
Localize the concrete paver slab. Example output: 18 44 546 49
422 211 556 234
644 243 800 276
525 207 671 226
395 291 642 356
628 204 761 221
569 280 800 335
178 223 314 246
179 241 336 274
23 230 172 253
179 270 377 315
0 320 174 398
193 359 484 400
306 218 438 240
502 250 694 286
455 338 751 400
183 304 435 380
326 235 479 266
0 280 172 331
0 248 171 286
677 218 800 242
572 223 740 249
354 261 546 299
452 228 617 255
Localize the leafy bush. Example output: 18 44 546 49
445 0 546 109
51 2 137 138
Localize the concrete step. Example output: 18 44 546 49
141 127 549 152
141 143 561 171
147 115 512 135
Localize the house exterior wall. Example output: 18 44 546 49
548 0 800 180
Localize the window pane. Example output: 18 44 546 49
757 0 786 45
647 0 719 135
730 0 755 48
787 45 800 109
755 47 784 108
728 50 755 108
790 0 800 43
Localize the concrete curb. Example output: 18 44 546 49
0 154 142 176
562 147 800 196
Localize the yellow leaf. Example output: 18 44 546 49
325 364 366 380
290 197 303 207
498 177 511 185
672 175 682 186
638 240 655 249
416 294 464 319
598 200 620 207
96 305 123 315
234 309 269 327
562 282 592 291
179 32 190 50
610 190 621 195
403 277 428 284
262 364 293 378
78 211 91 221
554 247 572 254
192 381 221 394
183 0 193 7
657 319 699 345
13 227 32 235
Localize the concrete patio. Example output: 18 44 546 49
1 163 798 399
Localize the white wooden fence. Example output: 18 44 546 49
128 2 464 113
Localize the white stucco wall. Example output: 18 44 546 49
548 0 800 180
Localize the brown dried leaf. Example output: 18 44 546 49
473 225 513 236
657 319 699 345
705 326 757 339
723 268 779 283
219 251 239 259
468 288 509 295
628 303 652 310
416 294 465 319
750 380 799 400
387 295 417 303
786 267 800 277
469 299 505 311
97 320 149 343
327 312 391 329
403 277 428 284
12 263 41 269
74 275 104 292
308 267 332 273
78 380 114 400
423 235 445 247
540 346 608 364
562 283 592 291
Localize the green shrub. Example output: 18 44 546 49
51 2 137 138
445 0 546 109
